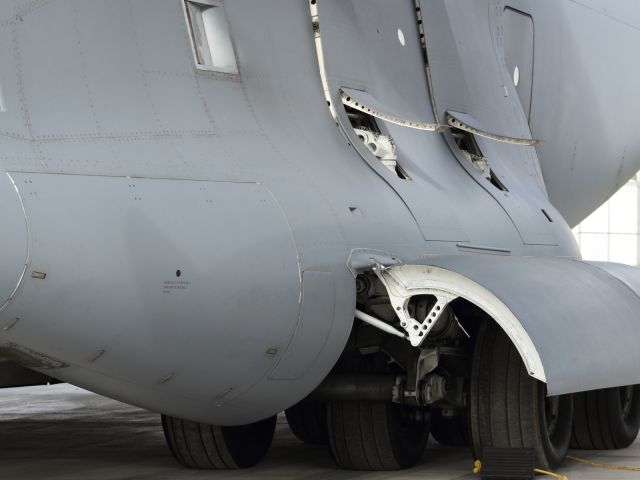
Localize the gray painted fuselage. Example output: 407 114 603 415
0 0 639 425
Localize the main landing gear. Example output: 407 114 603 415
160 302 640 472
470 321 573 470
322 350 430 470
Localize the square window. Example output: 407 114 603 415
183 1 238 74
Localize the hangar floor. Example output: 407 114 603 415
0 384 638 479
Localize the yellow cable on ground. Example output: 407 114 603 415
473 454 640 478
567 454 640 472
533 468 569 480
472 460 569 480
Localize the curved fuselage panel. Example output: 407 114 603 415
504 0 640 225
0 0 634 424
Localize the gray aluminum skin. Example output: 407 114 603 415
0 0 639 424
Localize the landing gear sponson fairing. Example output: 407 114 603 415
1 0 640 472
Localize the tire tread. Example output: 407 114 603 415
470 321 572 470
571 386 640 450
284 400 328 445
327 400 428 470
161 414 275 469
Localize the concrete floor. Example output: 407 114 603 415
1 384 639 479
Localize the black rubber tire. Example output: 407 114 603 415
285 399 328 445
571 385 640 450
161 414 276 469
470 321 573 470
430 408 470 447
327 400 429 470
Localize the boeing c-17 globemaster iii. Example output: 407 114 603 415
1 0 640 473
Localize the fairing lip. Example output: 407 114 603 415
380 262 547 384
376 254 640 396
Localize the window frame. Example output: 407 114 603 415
181 0 239 75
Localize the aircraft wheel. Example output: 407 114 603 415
161 414 276 469
470 321 573 470
430 408 470 446
285 398 328 445
571 385 640 449
327 400 429 470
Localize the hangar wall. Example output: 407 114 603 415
574 173 640 265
